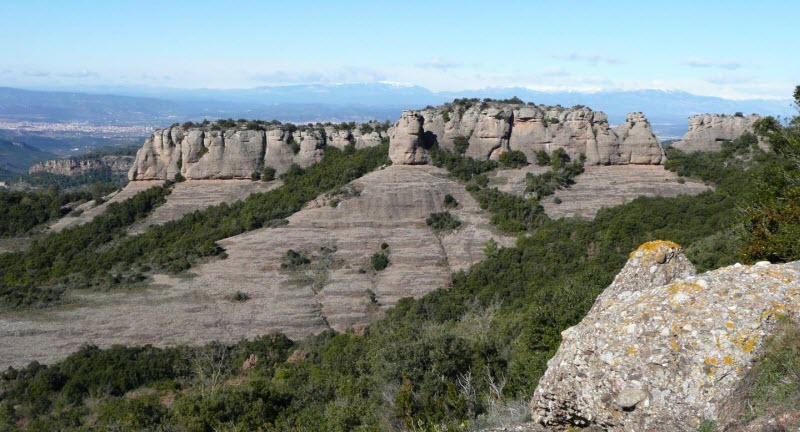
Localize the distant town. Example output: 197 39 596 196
0 119 155 137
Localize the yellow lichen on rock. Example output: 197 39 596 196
629 240 682 259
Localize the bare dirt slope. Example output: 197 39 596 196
0 165 513 369
490 165 711 220
128 179 281 234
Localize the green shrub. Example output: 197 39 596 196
288 137 301 154
443 194 459 209
525 157 584 199
426 211 462 232
453 136 470 155
535 150 551 166
250 171 261 181
231 291 250 302
370 252 389 271
498 150 528 168
281 249 311 270
262 166 276 181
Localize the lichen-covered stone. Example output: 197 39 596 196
531 241 800 431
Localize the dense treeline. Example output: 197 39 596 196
2 88 799 430
0 183 173 308
0 145 389 310
0 188 93 237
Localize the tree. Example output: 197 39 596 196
742 85 800 262
535 150 551 166
498 150 528 168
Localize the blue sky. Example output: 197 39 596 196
1 0 797 99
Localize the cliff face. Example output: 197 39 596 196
398 102 665 165
128 123 388 181
29 156 134 176
388 111 429 165
530 241 800 431
672 113 761 153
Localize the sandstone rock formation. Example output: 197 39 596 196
672 113 762 153
128 121 388 180
614 112 666 164
391 101 664 165
531 241 800 431
29 156 134 176
388 111 429 164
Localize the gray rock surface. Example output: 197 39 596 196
615 112 666 164
0 165 513 369
396 101 664 165
29 156 134 176
129 121 387 180
389 111 430 164
530 241 800 431
488 165 711 220
672 114 761 153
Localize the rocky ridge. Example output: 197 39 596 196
128 121 389 180
390 101 665 165
672 113 762 153
29 156 134 176
530 241 799 431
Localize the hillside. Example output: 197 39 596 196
0 89 798 431
0 140 54 173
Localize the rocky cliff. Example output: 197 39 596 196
390 101 665 165
530 241 799 431
672 113 761 153
128 121 388 180
29 156 134 176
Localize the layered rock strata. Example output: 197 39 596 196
29 156 134 176
672 114 762 153
531 241 800 431
391 102 665 165
128 122 388 180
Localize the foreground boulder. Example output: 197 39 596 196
391 101 664 165
531 241 800 431
672 113 761 153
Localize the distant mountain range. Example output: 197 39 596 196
0 84 794 139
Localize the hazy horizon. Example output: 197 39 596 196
2 0 798 100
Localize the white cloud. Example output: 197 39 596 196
248 66 385 85
540 67 570 77
549 52 621 66
683 57 741 70
415 58 463 71
59 70 99 79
